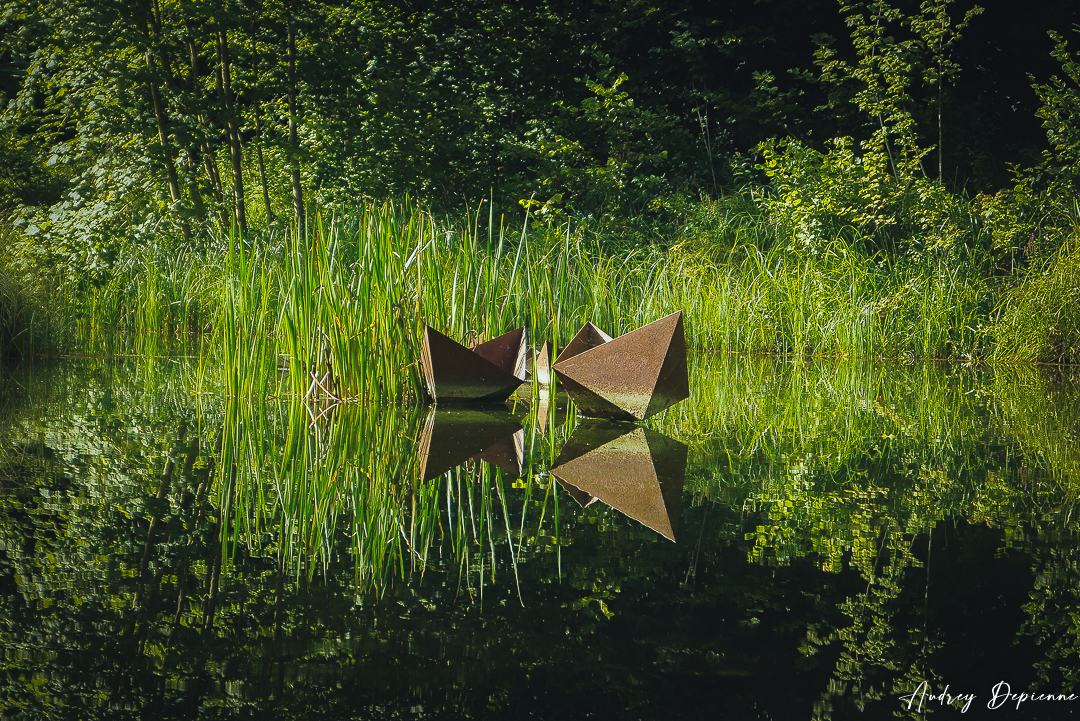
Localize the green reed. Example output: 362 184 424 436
992 236 1080 365
2 196 1012 367
202 199 999 405
1 228 71 357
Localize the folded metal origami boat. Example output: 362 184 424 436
552 311 689 421
420 326 527 404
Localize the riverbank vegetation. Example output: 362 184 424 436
1 0 1079 368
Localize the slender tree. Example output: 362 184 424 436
215 11 247 236
909 0 983 183
286 7 304 233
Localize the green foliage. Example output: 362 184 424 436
815 0 927 179
0 230 29 357
813 0 981 180
0 128 68 211
755 0 988 259
757 137 972 255
0 222 70 357
512 70 676 221
1 0 794 252
1033 31 1080 194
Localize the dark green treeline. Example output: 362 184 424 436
2 0 1079 227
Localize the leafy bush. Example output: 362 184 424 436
0 128 68 212
757 137 970 257
0 221 69 357
1033 32 1080 195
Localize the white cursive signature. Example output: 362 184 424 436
987 681 1078 710
899 681 976 713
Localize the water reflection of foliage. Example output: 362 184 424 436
1023 543 1080 691
4 356 1080 718
0 359 229 718
651 354 1080 715
664 355 1080 551
208 352 1080 716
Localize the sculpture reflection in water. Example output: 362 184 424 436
416 407 524 481
550 420 688 542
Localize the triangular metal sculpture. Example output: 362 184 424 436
417 407 524 481
525 340 564 432
552 311 689 421
534 340 553 386
420 326 526 404
550 420 687 541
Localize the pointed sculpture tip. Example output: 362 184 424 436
551 423 686 541
535 341 553 386
471 326 528 380
554 321 613 366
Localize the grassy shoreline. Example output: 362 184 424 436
2 197 1078 381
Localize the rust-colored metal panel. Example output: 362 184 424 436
554 322 612 365
555 373 636 422
554 477 597 508
472 327 527 381
417 407 523 481
420 326 526 403
550 420 687 541
644 312 691 418
552 311 689 421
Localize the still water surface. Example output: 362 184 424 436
1 355 1079 720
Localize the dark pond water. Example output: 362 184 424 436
2 355 1080 720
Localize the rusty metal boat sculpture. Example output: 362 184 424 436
420 326 527 404
552 311 689 421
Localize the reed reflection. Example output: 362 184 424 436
550 420 688 542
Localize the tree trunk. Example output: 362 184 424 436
255 120 274 224
937 58 943 184
145 54 191 240
146 63 183 207
287 20 305 234
143 5 194 238
183 23 229 229
250 29 275 224
216 24 247 237
201 142 230 229
175 27 207 222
